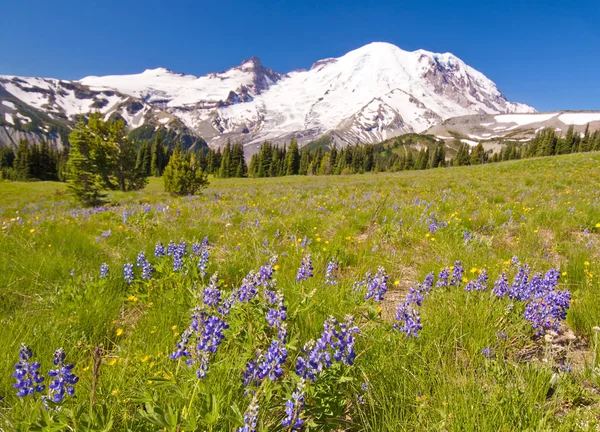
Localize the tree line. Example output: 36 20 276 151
0 140 68 181
2 117 600 198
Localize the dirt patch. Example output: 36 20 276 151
513 323 591 372
381 265 417 321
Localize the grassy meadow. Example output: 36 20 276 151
1 152 600 431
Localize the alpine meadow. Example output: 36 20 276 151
1 151 600 430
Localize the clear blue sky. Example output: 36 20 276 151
1 0 598 111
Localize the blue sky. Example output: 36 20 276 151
1 0 598 111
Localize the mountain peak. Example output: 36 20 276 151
238 56 263 69
142 67 180 76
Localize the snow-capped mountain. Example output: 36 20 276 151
0 42 535 150
427 111 600 147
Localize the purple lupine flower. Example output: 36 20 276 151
136 252 153 281
464 231 473 242
482 347 494 358
101 229 111 238
13 344 45 397
364 266 388 302
436 268 450 288
237 398 259 432
123 263 134 284
170 308 229 378
523 289 571 336
238 271 260 302
510 256 520 266
427 213 448 233
154 241 166 258
195 237 210 277
393 302 422 338
282 379 306 430
203 273 221 308
296 315 359 382
450 261 464 286
172 240 187 272
465 270 488 292
266 302 287 328
492 273 509 298
508 265 530 301
48 348 79 403
405 283 425 306
166 240 176 256
99 262 109 279
258 255 278 288
300 236 309 249
325 260 339 285
296 255 313 282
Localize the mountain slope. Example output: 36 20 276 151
1 42 534 150
427 111 600 149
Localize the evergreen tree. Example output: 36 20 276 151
151 133 165 176
14 140 31 180
298 149 310 175
67 119 107 206
470 143 486 165
163 148 209 196
219 140 232 178
285 139 300 175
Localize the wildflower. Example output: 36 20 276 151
154 241 166 257
282 379 306 430
116 328 124 336
427 213 448 233
464 269 488 292
123 263 134 284
172 240 187 272
136 252 153 281
508 265 531 301
463 231 473 242
296 315 359 382
492 273 509 298
296 254 314 282
450 261 464 286
203 273 221 308
170 308 229 378
238 271 260 302
436 268 450 288
325 260 339 285
393 303 422 338
237 398 259 432
13 344 45 397
481 347 494 358
48 348 79 403
99 262 109 279
364 267 388 302
523 288 571 336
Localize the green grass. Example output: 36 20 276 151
1 153 600 431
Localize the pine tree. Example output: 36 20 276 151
219 140 232 178
151 132 166 176
298 149 310 175
285 139 300 175
163 148 209 195
14 140 31 180
67 119 107 206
